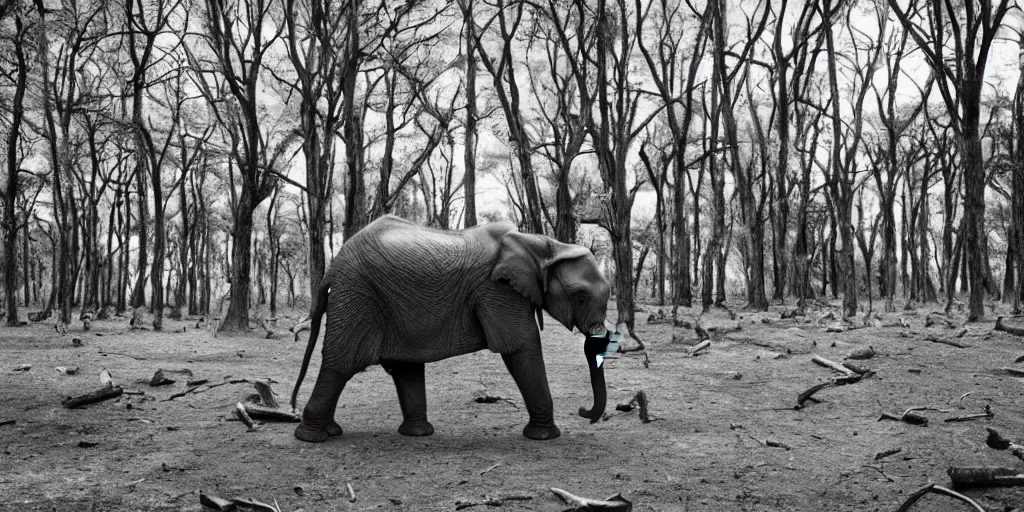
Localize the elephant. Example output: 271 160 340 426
290 215 613 443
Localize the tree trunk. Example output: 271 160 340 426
219 187 256 332
463 2 478 229
4 15 28 326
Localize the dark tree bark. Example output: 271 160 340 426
3 12 29 326
889 0 1011 321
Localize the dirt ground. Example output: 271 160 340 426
2 302 1024 511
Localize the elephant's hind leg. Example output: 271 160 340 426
295 367 350 443
385 361 434 436
502 349 561 441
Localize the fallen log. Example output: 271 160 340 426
943 405 993 423
998 367 1024 377
198 492 235 511
234 402 258 431
995 316 1024 337
614 390 651 423
894 482 985 512
947 466 1024 489
878 406 931 426
811 355 856 377
149 369 175 387
688 340 710 356
924 334 969 349
925 312 960 329
252 380 279 408
550 488 632 512
455 494 533 510
242 404 299 422
794 373 864 409
62 383 124 408
985 427 1024 463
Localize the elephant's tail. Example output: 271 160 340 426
291 278 331 412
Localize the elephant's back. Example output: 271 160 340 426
325 220 493 363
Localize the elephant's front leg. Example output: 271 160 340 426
502 347 561 440
294 367 348 443
385 361 435 436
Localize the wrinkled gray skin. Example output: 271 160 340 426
291 215 610 442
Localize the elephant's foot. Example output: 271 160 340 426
522 421 561 441
398 419 434 437
294 422 330 443
326 420 343 437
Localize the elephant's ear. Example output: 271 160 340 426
541 245 594 286
491 231 545 305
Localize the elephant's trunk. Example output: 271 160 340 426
578 334 609 423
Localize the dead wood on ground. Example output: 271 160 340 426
252 380 279 408
947 466 1024 489
924 334 970 348
613 390 651 423
943 405 993 423
985 427 1024 463
234 402 258 431
688 340 710 356
62 383 124 408
550 488 632 512
878 406 937 426
811 355 857 377
454 494 532 510
994 316 1024 337
894 482 985 512
242 404 299 422
149 369 175 386
925 312 960 329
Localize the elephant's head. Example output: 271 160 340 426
491 232 612 421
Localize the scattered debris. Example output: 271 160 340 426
72 338 82 347
98 350 147 360
998 367 1024 377
0 419 15 428
995 316 1024 337
347 482 356 503
765 439 791 450
944 405 993 423
688 339 710 356
924 334 970 348
78 441 99 448
1015 354 1024 363
187 378 209 387
878 406 936 426
252 381 278 408
100 370 113 386
480 463 502 475
473 395 517 408
925 312 960 329
846 346 875 360
150 369 175 387
811 355 857 378
455 494 533 510
985 427 1024 463
27 310 51 322
199 492 281 512
874 447 902 461
895 482 986 511
234 402 258 431
646 309 669 324
62 383 124 408
55 366 79 375
165 378 251 401
841 361 872 375
242 404 299 422
947 466 1024 489
550 488 631 512
13 364 31 372
613 390 651 423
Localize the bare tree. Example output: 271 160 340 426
889 0 1012 321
